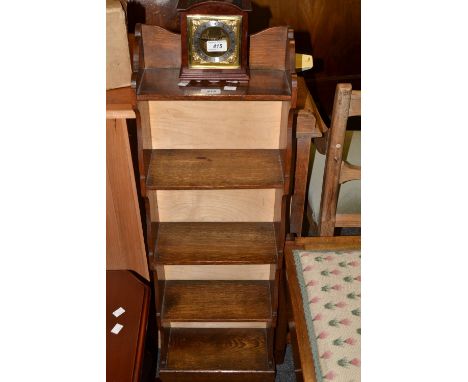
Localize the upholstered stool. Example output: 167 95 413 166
282 237 361 382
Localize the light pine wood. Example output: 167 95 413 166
295 54 313 71
106 118 149 280
157 264 275 281
139 101 288 149
149 189 283 222
339 160 361 184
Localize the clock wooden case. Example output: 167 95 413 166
178 0 252 82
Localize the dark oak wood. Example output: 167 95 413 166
107 270 150 382
161 280 272 325
289 77 322 236
160 328 274 381
133 25 294 101
146 149 284 190
130 23 299 381
249 26 287 70
154 222 277 265
136 68 291 100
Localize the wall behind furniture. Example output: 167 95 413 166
126 0 360 118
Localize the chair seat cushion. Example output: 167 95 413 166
293 249 361 381
308 131 361 224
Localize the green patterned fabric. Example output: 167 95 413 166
293 249 361 382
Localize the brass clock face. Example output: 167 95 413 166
187 15 242 69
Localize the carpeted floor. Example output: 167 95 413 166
275 344 297 382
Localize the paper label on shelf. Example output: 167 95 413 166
223 86 237 91
111 323 123 335
207 40 227 52
112 307 125 317
200 88 221 95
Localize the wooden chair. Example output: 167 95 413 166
282 236 361 382
307 84 361 236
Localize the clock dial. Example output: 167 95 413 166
187 15 241 69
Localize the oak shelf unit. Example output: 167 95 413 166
132 23 315 382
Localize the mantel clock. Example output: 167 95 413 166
177 0 252 82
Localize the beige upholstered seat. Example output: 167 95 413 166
308 131 361 225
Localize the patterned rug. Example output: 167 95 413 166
293 249 361 382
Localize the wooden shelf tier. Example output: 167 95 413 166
146 149 284 190
161 280 273 327
152 222 278 266
136 68 291 101
159 328 274 382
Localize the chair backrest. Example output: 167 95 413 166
317 83 361 236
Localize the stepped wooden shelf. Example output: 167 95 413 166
153 222 278 265
132 22 316 382
146 150 284 190
135 68 291 101
159 328 275 381
161 280 273 327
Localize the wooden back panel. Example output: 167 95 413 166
135 24 291 71
148 189 283 222
140 24 181 69
139 100 289 149
249 27 288 70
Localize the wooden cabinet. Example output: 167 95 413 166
106 87 149 281
132 24 311 381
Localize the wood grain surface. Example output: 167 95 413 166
106 270 150 382
154 222 278 265
146 149 284 189
139 100 287 149
150 189 283 222
136 68 292 101
163 328 273 371
106 118 149 280
161 280 272 325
